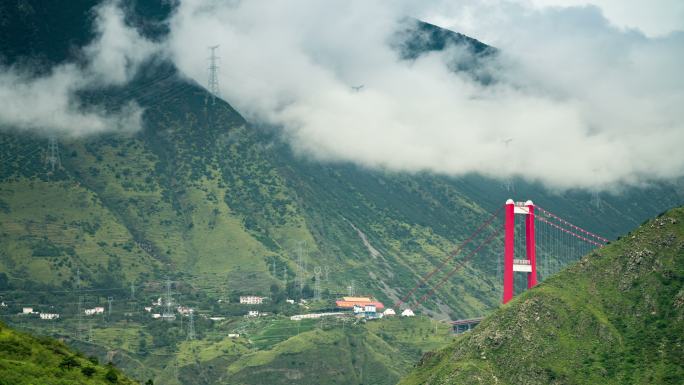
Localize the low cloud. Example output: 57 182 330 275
167 0 684 190
0 0 158 137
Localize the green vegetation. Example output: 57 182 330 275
2 2 684 385
214 316 452 385
401 207 684 385
0 321 139 385
2 0 682 322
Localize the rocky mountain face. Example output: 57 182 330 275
400 206 684 385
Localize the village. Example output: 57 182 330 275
6 292 418 330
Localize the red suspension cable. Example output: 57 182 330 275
415 227 500 306
395 205 503 307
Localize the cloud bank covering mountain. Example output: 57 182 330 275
2 0 684 191
0 1 156 136
167 0 684 190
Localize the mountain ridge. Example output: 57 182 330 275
400 206 684 385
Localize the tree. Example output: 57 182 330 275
138 335 149 356
81 366 96 377
302 284 313 298
270 283 286 304
105 367 118 383
59 355 80 370
0 273 9 290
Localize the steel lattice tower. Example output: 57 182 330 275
187 309 196 340
313 267 322 301
207 45 221 105
46 134 61 173
76 268 83 340
163 278 175 321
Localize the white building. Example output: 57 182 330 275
228 333 240 338
401 309 415 317
22 307 34 314
286 299 295 304
247 310 260 317
85 307 105 316
152 313 162 319
39 313 60 320
290 312 346 321
383 308 396 316
144 306 152 312
239 296 264 305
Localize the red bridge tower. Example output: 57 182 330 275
503 199 537 304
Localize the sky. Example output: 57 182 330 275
1 0 683 191
526 0 684 37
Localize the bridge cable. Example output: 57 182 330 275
395 205 503 307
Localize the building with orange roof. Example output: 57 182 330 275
335 296 384 310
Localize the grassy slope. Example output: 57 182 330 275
221 316 453 385
0 321 138 385
401 207 684 385
59 315 452 385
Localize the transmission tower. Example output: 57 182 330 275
45 134 61 173
503 178 514 192
76 268 83 340
313 267 322 301
187 309 196 340
297 242 306 294
591 191 602 209
130 282 135 299
163 278 175 321
324 265 330 281
107 296 114 319
207 45 221 105
348 280 355 297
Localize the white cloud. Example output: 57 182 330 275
167 0 684 190
4 0 680 190
0 0 158 137
526 0 684 37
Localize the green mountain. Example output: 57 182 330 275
400 206 684 385
2 2 684 384
0 321 140 385
1 0 682 320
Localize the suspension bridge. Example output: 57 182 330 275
395 199 610 325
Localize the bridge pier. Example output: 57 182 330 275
503 199 537 304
